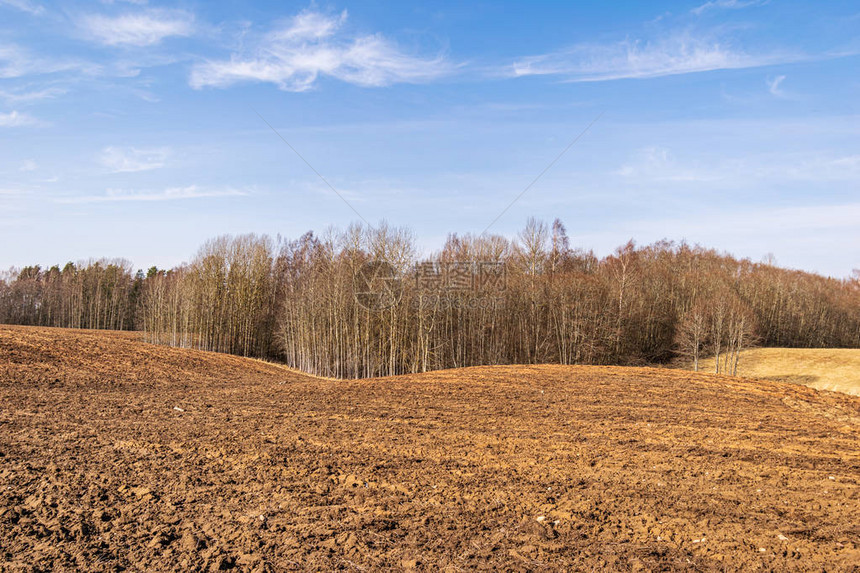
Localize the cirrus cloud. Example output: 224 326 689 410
691 0 769 16
57 185 248 203
0 0 44 15
510 32 804 82
0 110 41 127
190 9 452 91
100 146 169 173
79 8 194 47
0 43 99 79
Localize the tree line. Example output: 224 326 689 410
2 219 858 378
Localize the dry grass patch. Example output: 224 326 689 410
695 348 860 396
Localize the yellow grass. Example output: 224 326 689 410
694 348 860 396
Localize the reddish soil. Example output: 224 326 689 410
1 325 859 572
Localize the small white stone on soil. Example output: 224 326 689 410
536 516 545 522
778 534 788 541
173 406 184 412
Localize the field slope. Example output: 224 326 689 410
696 347 860 396
1 325 859 571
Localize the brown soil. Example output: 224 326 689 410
1 325 859 572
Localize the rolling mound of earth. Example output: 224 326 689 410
1 325 859 572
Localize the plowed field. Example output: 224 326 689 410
1 326 858 571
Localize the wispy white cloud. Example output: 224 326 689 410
0 85 66 104
691 0 768 16
79 8 194 47
0 110 41 127
510 32 802 82
0 0 44 16
100 146 169 173
767 74 786 97
770 153 860 182
190 8 451 91
58 185 248 203
0 44 99 78
617 146 719 183
133 89 160 103
617 146 860 185
19 159 37 172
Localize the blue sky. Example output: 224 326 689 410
0 0 858 277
